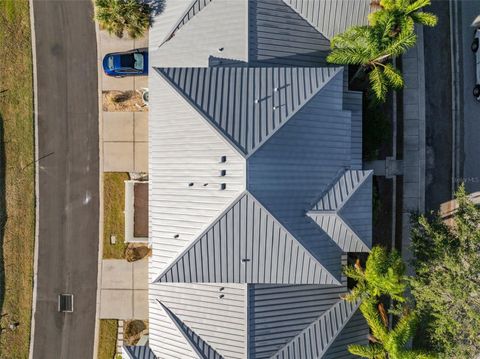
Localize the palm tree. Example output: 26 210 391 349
348 299 435 359
369 0 438 32
94 0 151 39
343 246 407 302
327 16 416 101
344 247 435 358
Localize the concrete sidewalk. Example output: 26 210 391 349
99 259 148 320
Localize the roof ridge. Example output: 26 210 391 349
158 301 224 359
268 299 361 359
154 67 248 158
154 191 341 285
159 0 214 47
245 67 343 158
311 170 372 212
151 190 248 284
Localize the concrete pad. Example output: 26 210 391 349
133 259 149 290
100 289 133 319
134 75 149 91
133 34 149 50
133 290 149 320
104 142 134 172
134 112 148 142
134 142 148 172
102 260 133 289
103 112 134 142
102 73 135 91
99 29 135 56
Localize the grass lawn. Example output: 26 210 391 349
103 173 129 258
98 319 118 359
0 0 35 357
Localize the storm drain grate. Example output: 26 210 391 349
58 294 74 312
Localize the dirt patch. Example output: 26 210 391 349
103 90 148 112
125 243 151 262
124 320 148 346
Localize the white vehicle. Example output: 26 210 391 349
473 17 480 100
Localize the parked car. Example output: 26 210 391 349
102 49 148 77
472 18 480 100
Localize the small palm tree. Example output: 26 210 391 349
327 16 416 101
369 0 438 32
94 0 151 39
348 299 435 359
343 246 407 302
344 247 435 358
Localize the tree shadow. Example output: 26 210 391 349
146 0 166 17
0 114 7 318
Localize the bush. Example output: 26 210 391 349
125 245 150 262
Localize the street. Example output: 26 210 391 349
458 0 480 192
31 0 99 358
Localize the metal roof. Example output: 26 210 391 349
143 1 373 357
122 345 157 359
156 67 341 155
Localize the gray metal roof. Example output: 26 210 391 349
155 192 340 285
156 67 340 155
160 301 224 359
150 0 372 68
147 1 373 357
122 345 157 359
307 170 373 252
269 299 361 358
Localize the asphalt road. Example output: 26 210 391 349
31 0 99 358
423 0 454 212
458 0 480 192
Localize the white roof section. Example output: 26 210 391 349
150 0 248 67
149 283 246 359
149 70 246 280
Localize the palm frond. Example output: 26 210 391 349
410 11 438 26
383 63 404 89
348 344 386 358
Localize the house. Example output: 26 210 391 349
124 0 373 358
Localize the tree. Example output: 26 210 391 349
410 185 480 358
327 0 437 101
368 0 438 31
344 247 434 359
94 0 150 39
327 17 416 101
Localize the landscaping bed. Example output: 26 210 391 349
98 319 118 359
102 91 148 112
0 1 35 357
103 173 129 259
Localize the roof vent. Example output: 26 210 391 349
218 47 224 52
274 87 278 92
219 287 225 291
241 258 250 263
254 99 259 104
174 234 179 239
203 183 208 187
273 105 278 110
220 183 226 190
219 294 225 299
220 156 227 163
188 182 194 187
220 170 226 177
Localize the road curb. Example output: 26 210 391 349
28 0 40 357
93 18 105 359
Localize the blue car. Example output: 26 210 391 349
102 49 148 77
